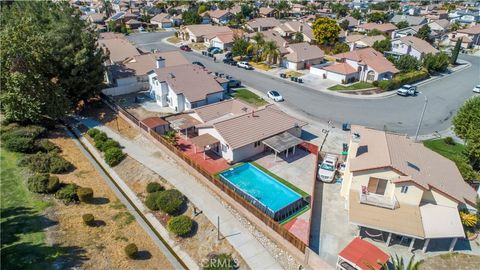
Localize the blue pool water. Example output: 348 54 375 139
219 163 301 212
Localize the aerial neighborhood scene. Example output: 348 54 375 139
2 0 480 269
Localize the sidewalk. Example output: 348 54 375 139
77 117 284 270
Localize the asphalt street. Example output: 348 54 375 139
127 32 480 136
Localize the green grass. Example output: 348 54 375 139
328 82 374 91
423 139 466 161
1 148 62 270
231 89 268 107
251 162 309 198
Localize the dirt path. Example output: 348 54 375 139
46 129 174 269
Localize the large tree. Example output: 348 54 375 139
395 55 421 72
415 24 432 43
182 10 202 25
231 37 249 57
367 12 387 23
0 1 105 123
312 17 341 46
372 39 392 53
396 21 409 29
453 96 480 170
423 52 450 73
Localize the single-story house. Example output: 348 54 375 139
390 36 439 60
187 100 307 163
390 14 428 26
346 34 386 50
356 23 398 35
311 48 399 83
282 42 324 70
273 21 314 42
248 30 290 56
150 13 173 29
259 7 275 18
246 17 281 32
98 37 140 64
140 117 170 134
179 24 233 43
147 64 225 112
202 9 233 25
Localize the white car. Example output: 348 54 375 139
317 154 338 182
473 85 480 93
237 61 253 70
397 85 418 96
267 90 284 102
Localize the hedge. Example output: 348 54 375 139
146 182 164 193
82 213 95 226
167 215 193 236
156 189 185 215
104 147 125 166
87 128 100 138
93 131 108 143
21 152 73 174
124 243 138 259
27 173 51 193
77 187 94 203
378 69 429 91
36 139 60 153
99 139 120 152
2 136 36 153
145 191 162 210
56 184 79 203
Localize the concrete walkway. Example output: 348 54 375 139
77 117 283 270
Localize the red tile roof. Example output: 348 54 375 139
338 238 389 270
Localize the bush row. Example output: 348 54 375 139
88 128 125 166
20 152 73 174
0 124 46 153
375 69 430 91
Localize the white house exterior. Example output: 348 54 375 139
391 36 439 60
147 63 224 112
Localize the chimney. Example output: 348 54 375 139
155 56 165 69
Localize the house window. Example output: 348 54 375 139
367 177 388 195
254 141 262 148
401 186 409 193
221 144 227 152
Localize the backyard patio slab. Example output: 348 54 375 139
177 136 230 175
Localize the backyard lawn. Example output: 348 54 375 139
328 82 374 91
423 138 466 161
232 89 268 107
0 148 57 270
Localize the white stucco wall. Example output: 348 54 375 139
391 40 423 60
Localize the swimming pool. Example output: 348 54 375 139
219 163 307 221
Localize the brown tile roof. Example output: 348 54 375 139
349 126 477 207
333 48 399 74
259 7 274 16
99 32 125 40
399 36 439 54
202 9 231 19
185 24 232 38
153 64 224 102
285 42 324 62
459 24 480 35
151 13 171 23
346 34 366 43
246 17 281 29
193 99 255 123
190 133 220 148
355 35 386 47
98 38 140 63
322 62 358 75
212 105 307 149
358 22 397 33
251 30 289 54
117 51 188 77
141 117 168 128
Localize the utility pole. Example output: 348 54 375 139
415 95 428 142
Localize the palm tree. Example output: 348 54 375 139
247 32 265 62
380 254 423 270
101 0 113 18
275 0 290 19
262 41 280 65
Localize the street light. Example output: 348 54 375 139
414 93 428 142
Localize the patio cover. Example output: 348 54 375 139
262 132 302 153
190 133 219 149
165 114 201 130
338 237 389 270
420 203 465 239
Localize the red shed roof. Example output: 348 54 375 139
338 238 389 270
141 117 168 128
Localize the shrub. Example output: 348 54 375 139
104 147 125 166
87 128 100 138
0 125 45 140
444 137 455 145
77 187 94 203
460 211 478 227
3 136 36 153
145 191 162 210
93 131 108 143
372 80 379 87
378 69 429 91
56 184 79 203
146 182 164 193
47 176 60 193
167 215 193 236
27 173 50 193
100 139 120 152
203 253 235 270
36 139 60 153
156 189 185 215
82 213 95 226
124 243 138 259
21 152 73 174
94 139 106 151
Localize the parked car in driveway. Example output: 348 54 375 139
237 61 253 70
397 85 418 96
180 45 191 51
267 90 283 102
210 48 222 54
473 84 480 93
317 154 338 182
223 58 237 65
192 61 205 68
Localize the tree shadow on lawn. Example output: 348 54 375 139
90 196 110 205
1 206 89 269
134 250 152 260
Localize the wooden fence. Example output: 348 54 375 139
100 94 307 252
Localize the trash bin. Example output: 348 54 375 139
343 143 348 152
290 76 295 81
298 78 303 83
293 77 298 82
342 123 350 131
215 72 219 76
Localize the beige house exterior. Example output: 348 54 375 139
341 126 477 252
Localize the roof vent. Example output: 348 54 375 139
168 72 175 78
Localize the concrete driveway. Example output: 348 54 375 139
127 32 480 136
